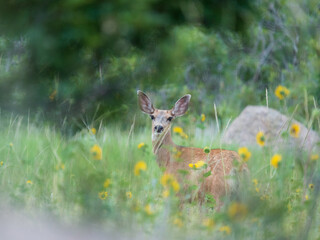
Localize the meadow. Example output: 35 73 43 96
0 94 319 240
0 0 319 239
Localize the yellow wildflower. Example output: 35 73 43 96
91 128 96 135
219 225 231 235
160 174 180 192
26 180 33 185
311 154 319 161
256 131 265 146
255 187 260 193
98 191 108 200
203 146 210 154
9 143 13 147
180 132 188 139
103 178 111 188
289 123 300 138
196 161 205 168
252 179 258 186
144 204 153 215
173 126 183 134
126 191 132 199
202 218 215 228
137 142 145 149
228 202 248 220
305 194 309 201
275 85 290 100
296 188 301 193
173 218 183 227
238 147 251 162
134 161 147 176
270 154 282 168
171 180 180 192
162 190 170 198
0 161 3 166
161 173 172 186
201 114 206 122
309 184 314 190
189 160 206 169
90 144 102 160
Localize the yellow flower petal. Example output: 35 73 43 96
160 174 180 192
134 161 147 176
270 154 282 168
173 126 183 134
171 180 180 192
201 114 206 122
256 131 265 146
98 191 108 200
238 147 251 162
311 154 319 161
162 190 170 198
103 178 111 188
144 204 153 215
91 128 96 135
219 225 231 235
252 179 258 186
228 202 248 220
275 85 290 100
137 142 145 149
90 144 102 160
173 217 183 227
289 123 300 138
202 218 215 228
126 191 132 199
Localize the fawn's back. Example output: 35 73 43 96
165 146 246 201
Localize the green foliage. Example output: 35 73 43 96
0 0 256 126
0 0 319 130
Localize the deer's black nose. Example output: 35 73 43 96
154 125 164 133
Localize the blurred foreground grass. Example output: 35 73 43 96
0 114 319 240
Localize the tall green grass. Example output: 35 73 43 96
0 112 319 239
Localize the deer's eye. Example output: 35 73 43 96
167 117 173 122
150 115 155 120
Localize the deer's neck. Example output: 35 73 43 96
152 130 176 168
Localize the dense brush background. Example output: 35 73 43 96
0 0 319 239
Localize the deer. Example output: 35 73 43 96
137 90 248 208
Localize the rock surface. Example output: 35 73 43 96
222 105 320 152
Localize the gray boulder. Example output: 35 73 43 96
222 105 320 152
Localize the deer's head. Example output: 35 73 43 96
137 90 191 141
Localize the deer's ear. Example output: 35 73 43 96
137 90 155 114
172 94 191 117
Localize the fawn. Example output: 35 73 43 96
137 90 248 207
